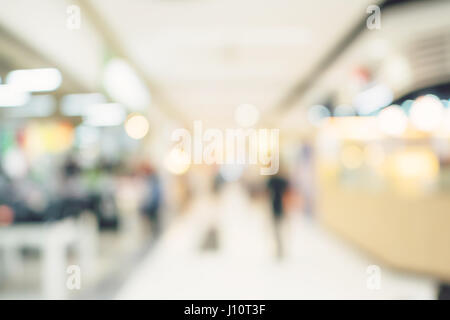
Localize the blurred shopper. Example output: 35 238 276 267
61 154 84 198
438 283 450 300
298 144 315 216
212 167 225 196
267 170 289 260
59 154 88 219
94 160 120 229
140 164 162 238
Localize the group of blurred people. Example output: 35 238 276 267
0 140 316 264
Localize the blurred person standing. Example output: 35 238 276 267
298 144 315 216
61 154 84 199
139 164 162 238
58 154 88 220
267 170 289 260
212 166 225 197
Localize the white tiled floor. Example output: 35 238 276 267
117 183 437 300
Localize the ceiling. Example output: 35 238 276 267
0 0 381 126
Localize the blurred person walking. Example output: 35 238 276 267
139 164 162 238
212 166 225 197
267 171 289 260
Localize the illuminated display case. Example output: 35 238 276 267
315 110 450 280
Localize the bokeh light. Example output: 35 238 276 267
307 105 330 126
410 95 444 132
125 114 150 140
164 147 191 175
377 105 408 136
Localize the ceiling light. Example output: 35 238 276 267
307 105 330 126
103 58 151 111
0 84 30 107
7 68 62 92
61 93 106 116
6 95 55 117
83 103 126 127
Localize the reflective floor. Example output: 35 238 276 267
117 184 436 300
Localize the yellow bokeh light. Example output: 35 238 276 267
125 114 149 140
390 149 439 181
387 148 439 194
164 148 191 175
